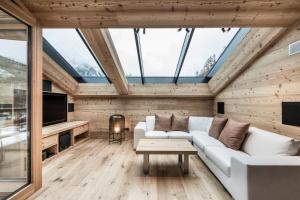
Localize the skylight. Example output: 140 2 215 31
109 29 141 77
140 29 186 77
43 29 107 79
179 28 239 77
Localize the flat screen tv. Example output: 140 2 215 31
43 92 67 126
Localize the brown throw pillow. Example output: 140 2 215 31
154 114 172 131
218 119 250 150
171 115 189 132
209 117 228 139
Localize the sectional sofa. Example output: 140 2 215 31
134 116 300 200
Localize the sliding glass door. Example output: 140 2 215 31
0 9 31 199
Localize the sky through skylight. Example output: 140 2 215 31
43 29 105 77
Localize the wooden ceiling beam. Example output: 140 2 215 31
74 83 213 98
21 0 300 28
208 27 288 95
0 0 36 26
80 29 129 95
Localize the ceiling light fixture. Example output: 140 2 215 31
221 27 231 33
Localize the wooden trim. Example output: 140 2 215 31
208 27 288 95
30 23 43 192
80 29 129 95
43 53 79 95
74 83 213 98
0 0 36 26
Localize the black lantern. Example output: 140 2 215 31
109 114 125 144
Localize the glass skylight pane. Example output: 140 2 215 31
179 28 239 77
43 29 105 78
109 29 140 77
140 28 186 77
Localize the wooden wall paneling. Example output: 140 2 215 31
74 97 213 138
21 0 300 28
0 1 43 199
74 83 213 98
80 29 128 95
43 53 78 95
214 23 300 140
208 27 287 95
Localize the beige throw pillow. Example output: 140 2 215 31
209 117 228 139
154 114 172 131
171 115 189 132
218 119 250 150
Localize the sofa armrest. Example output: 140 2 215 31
133 122 146 149
231 156 300 200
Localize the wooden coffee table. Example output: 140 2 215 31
136 139 197 174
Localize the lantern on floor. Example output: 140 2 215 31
109 114 125 144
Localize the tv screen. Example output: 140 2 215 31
43 92 67 126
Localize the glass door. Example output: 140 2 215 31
0 9 31 199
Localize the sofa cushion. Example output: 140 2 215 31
219 119 250 150
189 116 213 132
154 114 172 132
145 131 168 139
209 117 228 139
193 134 225 150
205 146 249 177
167 131 193 142
171 115 189 132
146 116 155 131
190 130 209 136
242 127 299 156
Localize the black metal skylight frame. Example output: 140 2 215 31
43 29 111 83
173 28 195 84
133 28 145 84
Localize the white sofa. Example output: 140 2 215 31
134 116 300 200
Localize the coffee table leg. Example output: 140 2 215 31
183 154 189 174
143 153 149 174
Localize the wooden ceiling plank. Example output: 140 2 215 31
21 0 300 12
20 0 300 28
80 28 129 95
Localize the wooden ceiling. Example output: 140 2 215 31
21 0 300 28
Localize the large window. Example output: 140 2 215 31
109 29 140 77
140 29 186 77
0 9 31 199
109 28 245 84
179 28 239 77
43 29 109 83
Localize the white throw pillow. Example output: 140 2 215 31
146 116 155 131
188 116 213 132
242 127 299 156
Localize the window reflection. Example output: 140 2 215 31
0 9 30 199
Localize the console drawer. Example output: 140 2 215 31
73 124 89 136
42 135 58 150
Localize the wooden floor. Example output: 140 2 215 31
28 139 232 200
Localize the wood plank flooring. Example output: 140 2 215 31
28 139 232 200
